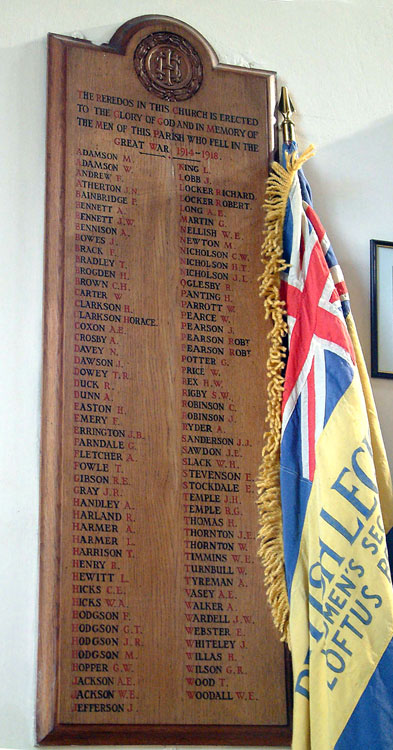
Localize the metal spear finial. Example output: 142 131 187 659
278 86 296 143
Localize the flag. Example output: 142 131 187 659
257 144 393 749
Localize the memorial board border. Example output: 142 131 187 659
37 16 291 746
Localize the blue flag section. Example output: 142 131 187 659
258 144 393 749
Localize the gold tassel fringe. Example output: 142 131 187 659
256 145 315 644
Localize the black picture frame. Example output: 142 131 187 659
370 239 393 379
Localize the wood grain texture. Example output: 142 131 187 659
37 33 67 742
37 16 291 745
39 722 291 746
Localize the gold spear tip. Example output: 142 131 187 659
278 86 295 118
278 86 296 143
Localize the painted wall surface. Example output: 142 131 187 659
1 1 392 748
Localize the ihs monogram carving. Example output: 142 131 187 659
134 32 203 101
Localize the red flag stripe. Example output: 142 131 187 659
335 280 348 297
305 203 326 245
307 360 316 478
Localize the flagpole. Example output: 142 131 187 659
278 86 296 144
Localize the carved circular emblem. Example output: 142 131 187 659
134 32 203 101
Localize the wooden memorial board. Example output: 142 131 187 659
37 15 291 745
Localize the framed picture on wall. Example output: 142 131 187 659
370 239 393 378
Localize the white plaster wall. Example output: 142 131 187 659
1 1 392 748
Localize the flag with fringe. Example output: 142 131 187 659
257 143 393 749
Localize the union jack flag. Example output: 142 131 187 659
280 162 355 484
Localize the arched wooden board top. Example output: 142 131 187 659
37 15 291 746
108 15 220 66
